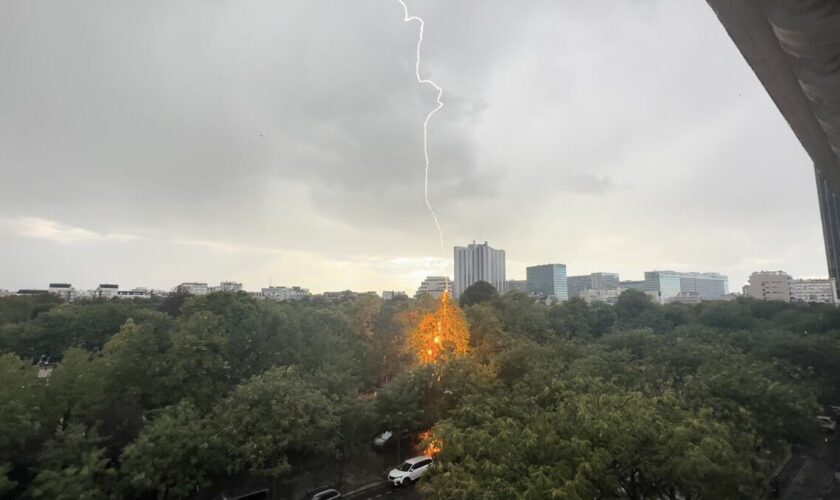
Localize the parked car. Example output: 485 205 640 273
221 488 269 500
307 486 341 500
373 430 393 447
817 415 837 432
388 455 433 487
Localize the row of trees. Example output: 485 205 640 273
1 286 839 498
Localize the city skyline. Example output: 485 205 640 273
0 1 828 296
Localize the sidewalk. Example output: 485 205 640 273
780 437 840 499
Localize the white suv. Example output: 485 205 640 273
388 455 433 487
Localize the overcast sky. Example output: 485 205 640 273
0 0 826 294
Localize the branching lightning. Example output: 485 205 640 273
397 0 445 255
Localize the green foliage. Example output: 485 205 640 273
28 424 116 500
0 294 61 326
4 302 165 360
459 281 499 307
0 353 46 468
120 401 221 499
212 366 339 478
0 288 838 498
0 463 15 496
160 311 231 410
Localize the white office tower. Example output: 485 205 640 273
453 241 506 298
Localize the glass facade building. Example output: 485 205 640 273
567 275 592 297
816 167 840 281
644 271 729 302
526 263 568 301
568 272 620 297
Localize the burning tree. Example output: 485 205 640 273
411 292 469 364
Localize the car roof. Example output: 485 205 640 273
404 455 432 464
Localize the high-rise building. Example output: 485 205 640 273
453 242 506 298
416 276 452 298
790 278 837 305
748 271 792 302
526 263 568 301
816 168 840 282
644 271 728 303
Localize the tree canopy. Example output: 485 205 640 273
0 289 837 498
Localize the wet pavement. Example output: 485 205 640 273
778 434 840 499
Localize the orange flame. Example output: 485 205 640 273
419 430 443 457
411 291 469 364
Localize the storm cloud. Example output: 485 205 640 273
0 0 825 293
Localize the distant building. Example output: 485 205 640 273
816 169 840 283
382 291 408 300
0 289 10 297
117 288 152 300
568 272 620 297
262 286 310 301
16 289 48 296
48 283 77 301
526 263 568 301
619 280 647 291
578 288 621 305
790 278 837 305
321 290 357 302
567 276 592 297
505 279 528 294
748 271 792 302
94 284 119 300
742 284 751 298
214 281 243 293
453 242 506 298
644 271 728 303
416 276 452 298
176 282 209 295
666 291 702 305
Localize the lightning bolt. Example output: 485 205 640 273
397 0 445 255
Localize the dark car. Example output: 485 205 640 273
307 486 342 500
221 488 269 500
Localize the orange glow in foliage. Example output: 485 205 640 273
419 430 443 457
411 291 469 364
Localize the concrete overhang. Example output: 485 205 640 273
707 0 840 190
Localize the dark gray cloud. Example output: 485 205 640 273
0 0 827 292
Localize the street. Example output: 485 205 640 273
778 434 840 499
346 482 421 500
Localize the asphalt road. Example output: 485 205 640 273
346 482 421 500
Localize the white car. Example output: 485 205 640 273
388 455 433 487
373 431 393 447
818 415 837 432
